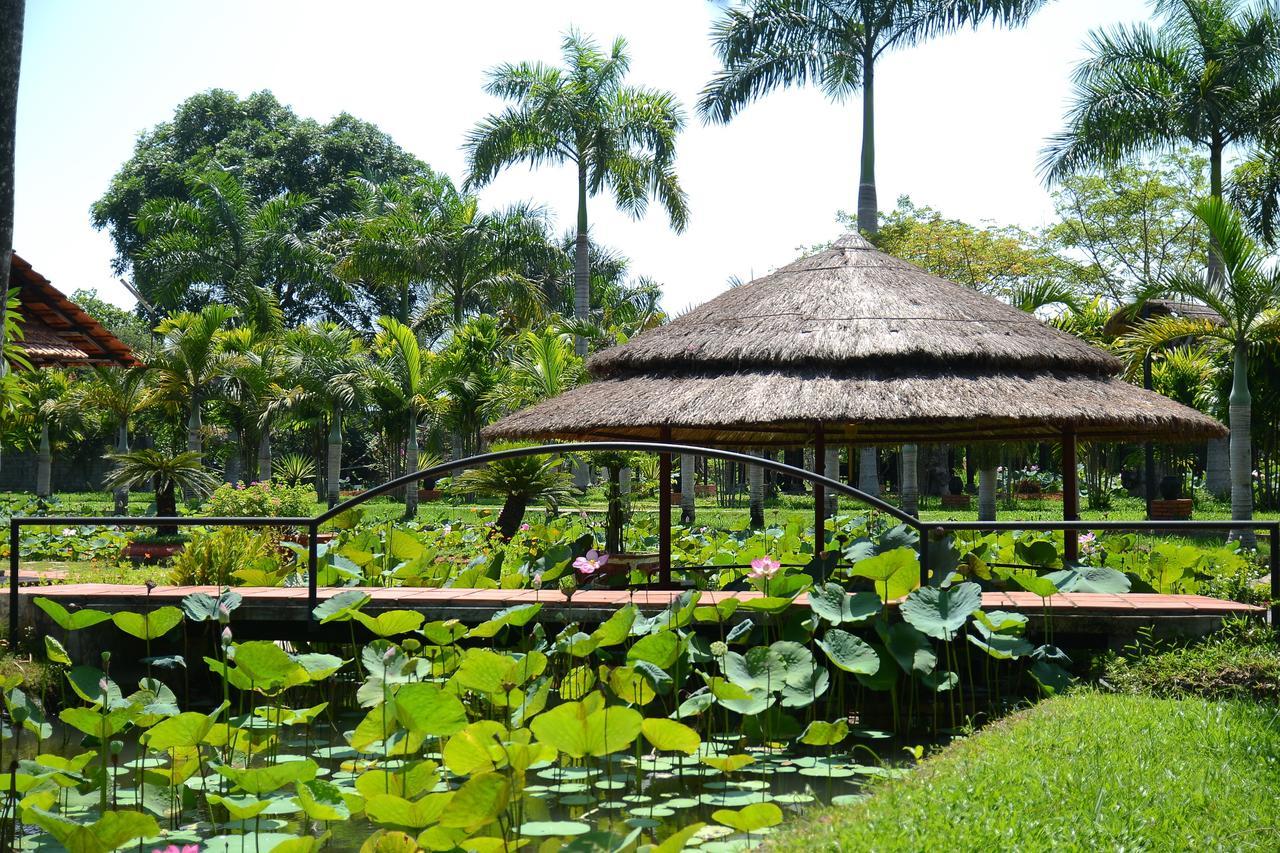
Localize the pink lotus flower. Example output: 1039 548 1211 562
153 845 200 853
574 550 608 575
519 523 531 532
748 556 780 581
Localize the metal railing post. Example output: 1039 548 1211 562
919 525 931 588
8 520 19 645
1271 522 1278 628
307 519 319 622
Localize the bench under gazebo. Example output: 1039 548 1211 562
484 233 1225 574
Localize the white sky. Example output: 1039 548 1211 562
14 0 1153 314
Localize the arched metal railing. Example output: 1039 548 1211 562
8 441 1277 633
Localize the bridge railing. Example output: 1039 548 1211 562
7 441 1277 635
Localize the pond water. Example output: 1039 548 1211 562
13 712 919 852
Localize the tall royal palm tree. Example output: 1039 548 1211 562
1126 198 1280 544
1042 0 1280 281
465 29 689 357
77 365 149 512
701 0 1045 235
148 305 237 477
278 322 365 506
136 168 333 328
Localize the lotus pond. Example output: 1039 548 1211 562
0 511 1266 851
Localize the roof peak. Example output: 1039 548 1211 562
832 231 876 251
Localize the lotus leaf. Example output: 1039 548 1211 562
641 718 701 754
900 582 982 640
818 629 880 675
529 701 642 758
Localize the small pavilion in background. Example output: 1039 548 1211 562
485 233 1225 574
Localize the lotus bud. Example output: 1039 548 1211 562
221 626 233 645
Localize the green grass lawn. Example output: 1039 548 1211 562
768 691 1280 852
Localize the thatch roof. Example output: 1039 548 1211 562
9 254 140 368
1103 298 1225 339
486 234 1225 446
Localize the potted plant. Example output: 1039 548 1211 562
103 448 218 561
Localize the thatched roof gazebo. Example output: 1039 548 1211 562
485 233 1225 570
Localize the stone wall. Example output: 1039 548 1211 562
0 441 117 492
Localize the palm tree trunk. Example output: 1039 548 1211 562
224 427 240 486
404 410 419 519
0 1 23 407
1205 437 1230 499
1208 138 1224 285
257 430 272 483
327 409 342 507
901 443 919 516
182 401 201 502
748 450 764 528
857 47 877 236
1227 343 1255 546
858 447 879 497
113 422 130 514
824 447 839 515
679 453 695 524
978 466 997 521
497 493 528 541
574 163 590 358
35 418 50 498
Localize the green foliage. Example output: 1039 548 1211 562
769 692 1280 851
203 481 314 519
169 527 284 586
1102 619 1280 701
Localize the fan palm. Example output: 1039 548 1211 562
1124 197 1280 543
465 29 689 356
450 452 575 539
136 167 334 327
103 449 217 535
278 322 365 505
1041 0 1280 281
147 305 237 469
77 365 149 512
700 0 1044 235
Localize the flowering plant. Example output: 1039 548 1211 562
203 481 313 519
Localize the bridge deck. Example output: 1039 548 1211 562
17 585 1261 642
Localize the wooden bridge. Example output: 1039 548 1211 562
17 584 1263 647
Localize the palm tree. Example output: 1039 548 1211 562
1041 0 1280 281
364 317 440 518
19 369 81 500
135 168 333 327
465 29 689 357
1125 198 1280 544
414 194 555 333
77 366 149 512
103 449 217 535
0 0 23 379
217 325 288 483
700 0 1045 235
148 305 237 476
278 322 365 506
450 451 575 539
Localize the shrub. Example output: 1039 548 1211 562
203 481 314 519
169 527 284 586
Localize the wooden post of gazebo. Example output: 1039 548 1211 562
814 425 826 560
1063 426 1079 563
658 427 672 585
